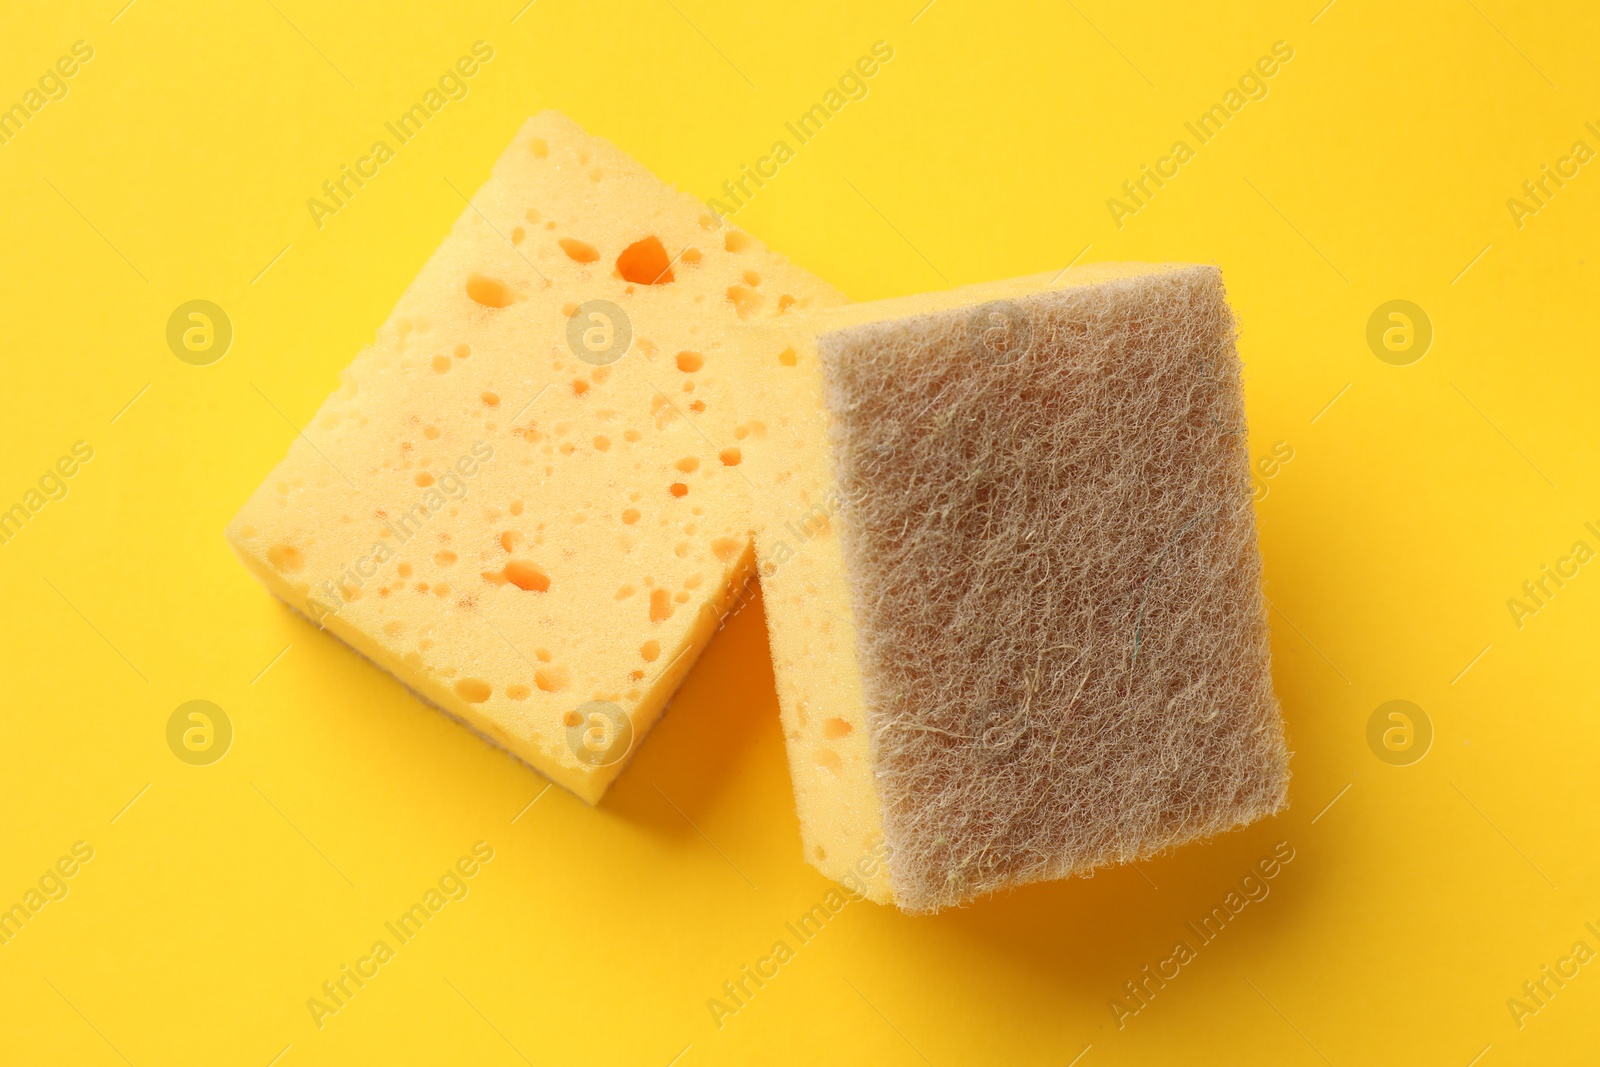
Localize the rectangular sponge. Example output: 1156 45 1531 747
227 112 843 803
743 264 1290 912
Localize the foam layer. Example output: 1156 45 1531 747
744 264 1290 911
228 113 843 803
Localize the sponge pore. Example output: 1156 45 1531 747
817 265 1289 911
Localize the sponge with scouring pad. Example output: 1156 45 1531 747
742 263 1290 912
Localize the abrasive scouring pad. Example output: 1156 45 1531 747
742 263 1290 912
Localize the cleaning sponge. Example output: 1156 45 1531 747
227 113 842 803
744 263 1289 912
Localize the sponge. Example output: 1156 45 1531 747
227 113 843 802
742 263 1290 912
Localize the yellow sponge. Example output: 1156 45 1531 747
228 113 843 803
742 264 1289 911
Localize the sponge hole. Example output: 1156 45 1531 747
534 665 570 692
726 285 762 319
505 560 549 591
616 236 674 285
466 275 515 308
559 237 600 263
266 544 304 573
467 275 515 308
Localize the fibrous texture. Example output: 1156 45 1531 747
810 264 1288 911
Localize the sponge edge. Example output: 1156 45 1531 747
745 263 1290 912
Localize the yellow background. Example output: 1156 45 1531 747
3 0 1598 1063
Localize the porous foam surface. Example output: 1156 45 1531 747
227 112 843 803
